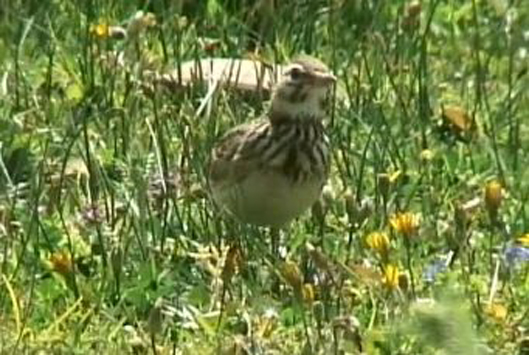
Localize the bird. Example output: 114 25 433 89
208 56 336 229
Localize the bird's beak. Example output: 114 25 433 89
311 72 337 86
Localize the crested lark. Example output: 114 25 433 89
208 56 336 228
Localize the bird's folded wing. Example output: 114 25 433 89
208 122 264 187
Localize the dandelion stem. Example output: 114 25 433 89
405 239 417 299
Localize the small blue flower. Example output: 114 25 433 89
423 258 448 283
503 246 529 269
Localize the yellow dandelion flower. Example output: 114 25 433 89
485 303 507 322
517 234 529 247
365 232 390 257
90 23 111 39
390 212 420 238
484 180 503 213
383 264 400 290
49 251 74 276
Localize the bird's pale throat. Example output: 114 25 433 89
270 88 328 121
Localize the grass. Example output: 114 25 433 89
1 0 528 354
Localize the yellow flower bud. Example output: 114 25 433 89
377 173 391 199
383 264 400 290
484 180 503 215
280 260 303 292
420 149 434 162
302 283 315 307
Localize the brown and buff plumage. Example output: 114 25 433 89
208 56 336 228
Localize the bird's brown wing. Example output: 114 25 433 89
208 120 269 188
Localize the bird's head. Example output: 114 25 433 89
270 56 336 121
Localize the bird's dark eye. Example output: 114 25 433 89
289 68 302 80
